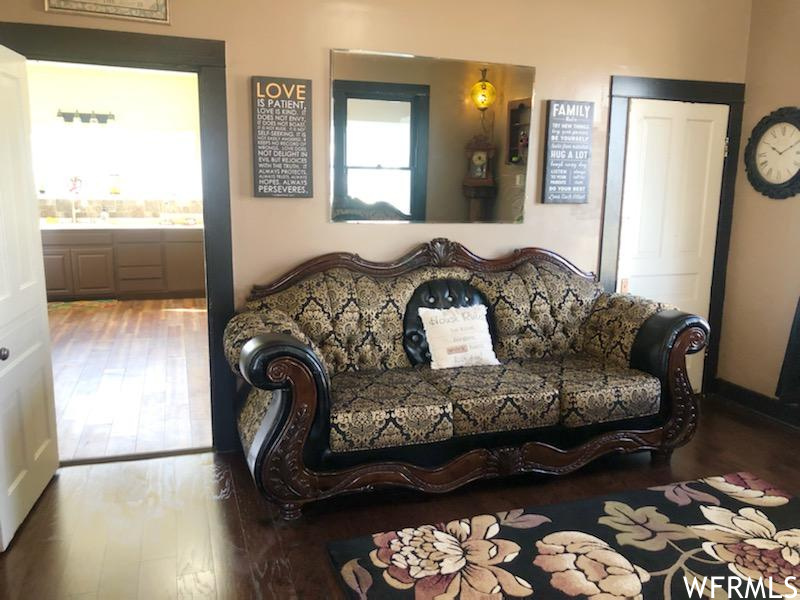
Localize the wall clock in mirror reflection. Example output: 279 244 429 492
744 106 800 199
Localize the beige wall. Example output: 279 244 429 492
0 0 752 308
718 0 800 398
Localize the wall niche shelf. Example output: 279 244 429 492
507 98 531 165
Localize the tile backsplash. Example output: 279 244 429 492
40 198 203 223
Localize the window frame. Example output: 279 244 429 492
332 80 429 221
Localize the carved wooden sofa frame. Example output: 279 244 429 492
235 239 708 519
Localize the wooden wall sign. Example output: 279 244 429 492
252 76 313 198
541 100 594 204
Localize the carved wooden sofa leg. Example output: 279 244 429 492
280 502 303 521
650 448 673 465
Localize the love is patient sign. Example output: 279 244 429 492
252 76 312 198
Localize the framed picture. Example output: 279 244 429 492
45 0 170 24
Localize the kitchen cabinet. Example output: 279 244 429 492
70 246 115 295
165 230 206 292
42 247 74 297
114 229 166 294
41 228 205 300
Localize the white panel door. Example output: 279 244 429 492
618 98 728 391
0 45 59 551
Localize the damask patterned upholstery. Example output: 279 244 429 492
580 292 673 368
329 368 453 452
420 363 560 436
529 262 603 356
224 308 330 375
238 388 274 454
326 356 659 452
237 261 604 376
518 355 662 427
225 256 671 454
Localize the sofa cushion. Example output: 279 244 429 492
421 363 560 436
520 355 661 427
329 368 453 452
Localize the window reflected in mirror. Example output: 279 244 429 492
330 50 535 223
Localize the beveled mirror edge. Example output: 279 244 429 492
330 48 537 72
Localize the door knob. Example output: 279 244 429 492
0 347 9 361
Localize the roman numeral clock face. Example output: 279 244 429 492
756 122 800 183
746 108 800 199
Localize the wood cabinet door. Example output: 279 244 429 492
70 246 115 296
42 247 74 297
164 241 206 293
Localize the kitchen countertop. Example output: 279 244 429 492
40 220 204 230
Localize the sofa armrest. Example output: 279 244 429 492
225 311 332 484
580 292 674 367
239 333 328 390
223 309 329 378
630 310 710 382
582 295 709 452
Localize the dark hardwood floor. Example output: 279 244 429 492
0 396 797 599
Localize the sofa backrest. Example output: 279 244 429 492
245 243 603 375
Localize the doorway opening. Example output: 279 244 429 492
600 76 745 393
28 61 212 461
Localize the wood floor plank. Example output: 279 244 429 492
96 465 144 599
47 299 212 461
55 465 112 596
227 457 298 599
204 457 260 600
137 558 177 600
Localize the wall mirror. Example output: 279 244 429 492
330 50 535 223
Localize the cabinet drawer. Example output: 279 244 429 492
113 230 162 243
115 243 163 266
118 266 163 280
117 278 165 293
163 229 203 243
42 230 113 246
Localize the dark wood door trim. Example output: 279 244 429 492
610 76 745 105
0 22 237 452
0 22 224 69
599 75 745 393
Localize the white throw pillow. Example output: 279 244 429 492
418 305 499 370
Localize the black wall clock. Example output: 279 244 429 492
744 106 800 199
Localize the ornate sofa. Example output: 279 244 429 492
223 239 708 519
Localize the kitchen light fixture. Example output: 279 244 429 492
57 110 116 124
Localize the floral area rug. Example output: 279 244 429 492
328 473 799 599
